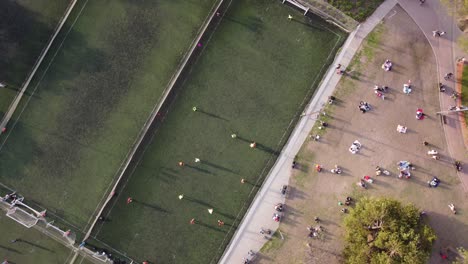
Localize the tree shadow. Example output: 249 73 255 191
0 1 66 88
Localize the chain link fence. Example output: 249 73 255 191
284 0 359 32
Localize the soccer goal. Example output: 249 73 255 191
45 221 76 245
6 207 39 228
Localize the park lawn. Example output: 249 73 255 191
0 214 73 263
462 63 468 125
94 0 346 263
0 0 217 230
0 0 70 117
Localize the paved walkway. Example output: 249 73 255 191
221 0 468 263
394 0 468 192
218 1 398 262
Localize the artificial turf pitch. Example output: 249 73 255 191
0 0 69 118
0 0 217 230
0 213 72 263
93 0 346 263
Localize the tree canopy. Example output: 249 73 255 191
343 197 436 264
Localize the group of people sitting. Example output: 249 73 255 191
396 125 407 133
428 177 441 188
382 59 393 71
357 179 367 189
433 30 446 37
307 225 323 238
403 83 412 94
399 170 411 179
416 109 424 120
272 203 284 222
349 140 362 154
274 203 284 212
358 101 371 113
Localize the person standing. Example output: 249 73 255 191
126 197 133 204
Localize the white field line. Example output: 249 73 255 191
0 0 78 132
215 18 343 264
90 1 235 240
78 0 227 251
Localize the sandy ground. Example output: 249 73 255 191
257 6 468 264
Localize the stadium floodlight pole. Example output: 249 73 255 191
436 108 468 115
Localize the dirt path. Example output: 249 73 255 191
396 0 468 192
258 6 468 264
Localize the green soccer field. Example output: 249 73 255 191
0 0 217 230
0 214 73 263
93 1 346 263
0 0 69 118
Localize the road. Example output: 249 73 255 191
395 0 467 192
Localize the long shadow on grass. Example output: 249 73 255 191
0 1 60 88
196 109 229 121
134 200 170 214
290 18 326 32
183 195 236 220
200 160 238 174
235 136 280 155
185 164 212 174
184 195 213 208
223 16 264 33
0 15 134 229
18 239 54 252
197 221 227 233
0 244 22 254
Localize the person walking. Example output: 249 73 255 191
432 30 446 37
444 72 454 80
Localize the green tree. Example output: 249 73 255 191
343 197 436 264
453 247 468 264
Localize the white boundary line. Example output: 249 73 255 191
219 0 399 262
80 0 228 235
0 0 78 132
77 0 227 253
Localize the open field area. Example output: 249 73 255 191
0 0 69 118
258 6 468 263
0 0 217 231
0 214 72 263
92 0 346 263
